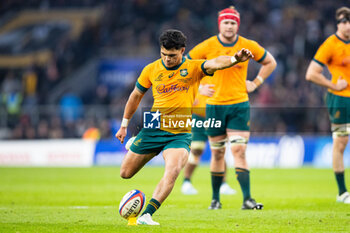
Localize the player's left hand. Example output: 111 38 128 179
246 80 257 93
235 48 254 63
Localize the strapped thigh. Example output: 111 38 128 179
209 138 227 149
332 123 350 138
229 135 248 146
191 141 206 150
188 152 200 164
188 141 206 165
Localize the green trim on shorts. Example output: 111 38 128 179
129 128 192 154
326 92 350 124
206 101 250 137
191 114 208 142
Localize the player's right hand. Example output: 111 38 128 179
199 84 215 97
115 127 127 144
235 48 254 63
334 76 348 91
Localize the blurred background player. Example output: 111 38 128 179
306 6 350 204
187 6 277 210
181 79 236 195
115 29 254 225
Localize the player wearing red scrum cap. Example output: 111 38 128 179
187 6 277 210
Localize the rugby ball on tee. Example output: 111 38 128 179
119 189 146 219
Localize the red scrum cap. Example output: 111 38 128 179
218 6 240 30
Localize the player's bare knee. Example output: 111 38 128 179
120 172 131 179
234 153 246 164
211 149 225 161
191 149 203 157
339 136 349 146
232 144 246 156
339 141 348 152
333 133 349 153
166 161 183 175
120 169 134 179
336 140 348 154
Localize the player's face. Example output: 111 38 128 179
160 47 185 68
337 16 350 39
219 20 238 39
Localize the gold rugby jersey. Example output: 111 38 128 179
188 35 266 105
136 57 211 133
313 34 350 97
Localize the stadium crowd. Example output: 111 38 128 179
0 0 348 139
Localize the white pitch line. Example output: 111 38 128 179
68 206 114 209
0 206 115 210
69 206 89 209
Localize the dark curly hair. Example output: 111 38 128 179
159 29 187 50
336 7 350 21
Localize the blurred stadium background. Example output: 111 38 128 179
0 0 349 168
1 1 350 232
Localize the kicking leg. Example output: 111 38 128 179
153 148 189 202
139 148 189 224
120 150 155 179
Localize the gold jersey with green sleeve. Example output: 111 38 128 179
313 34 350 97
136 57 211 134
188 35 266 105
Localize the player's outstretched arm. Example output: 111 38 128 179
204 48 254 75
306 60 348 91
115 87 145 143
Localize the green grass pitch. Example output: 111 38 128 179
0 167 349 232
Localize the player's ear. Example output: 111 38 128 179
180 47 185 54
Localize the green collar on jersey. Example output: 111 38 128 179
217 34 239 47
335 33 350 44
161 57 186 70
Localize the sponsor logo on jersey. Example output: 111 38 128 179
156 84 190 94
